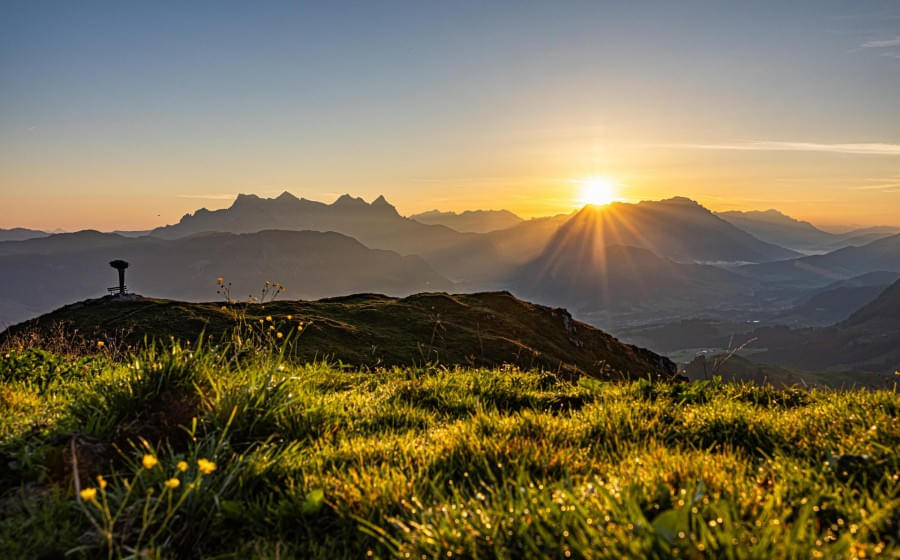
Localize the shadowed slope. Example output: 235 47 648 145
578 198 798 263
773 271 900 326
740 279 900 373
512 205 760 315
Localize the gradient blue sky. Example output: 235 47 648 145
1 0 899 230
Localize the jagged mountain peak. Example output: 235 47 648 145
230 193 265 209
371 194 399 213
657 196 703 207
275 191 300 202
332 193 368 207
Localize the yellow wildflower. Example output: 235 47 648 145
96 341 105 348
80 487 97 502
142 454 159 470
197 458 216 475
287 315 292 320
164 478 180 489
96 475 107 489
276 332 283 339
177 460 188 472
217 277 223 285
269 325 275 331
266 315 273 322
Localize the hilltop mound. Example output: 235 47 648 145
0 230 452 327
3 291 675 380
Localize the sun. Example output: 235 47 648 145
576 176 620 207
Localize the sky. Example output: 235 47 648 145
1 0 899 231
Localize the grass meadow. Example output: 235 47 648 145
0 333 898 559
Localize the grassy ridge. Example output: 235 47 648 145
1 341 898 559
3 292 676 379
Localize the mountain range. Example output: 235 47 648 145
716 210 835 252
741 233 900 287
410 209 523 233
3 190 900 379
0 227 48 242
140 192 810 286
717 209 900 253
153 193 800 264
150 192 505 283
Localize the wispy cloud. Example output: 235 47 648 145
861 36 900 48
853 175 900 192
854 184 900 192
663 141 900 156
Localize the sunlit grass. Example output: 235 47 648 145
0 341 897 558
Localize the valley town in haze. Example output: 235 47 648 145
1 1 898 558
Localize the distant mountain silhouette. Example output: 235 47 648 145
0 230 137 257
0 227 48 242
822 226 900 250
149 192 505 283
485 213 575 266
410 209 523 233
742 233 900 287
552 198 798 263
511 204 762 315
0 230 450 326
146 193 803 283
716 209 835 252
748 279 900 373
111 229 153 238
